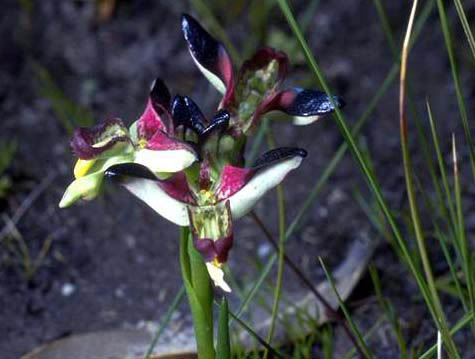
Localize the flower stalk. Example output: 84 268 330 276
180 227 215 359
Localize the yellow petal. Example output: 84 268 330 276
74 159 96 179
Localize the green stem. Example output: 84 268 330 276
180 227 216 359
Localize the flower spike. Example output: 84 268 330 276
181 14 234 102
60 13 342 295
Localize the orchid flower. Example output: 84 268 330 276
59 14 345 292
103 94 307 292
181 14 345 135
59 78 198 208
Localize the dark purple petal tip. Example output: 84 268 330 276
181 14 220 71
150 77 171 113
252 147 307 169
172 95 206 134
284 89 345 117
71 118 129 160
181 13 234 100
200 109 230 139
104 163 157 181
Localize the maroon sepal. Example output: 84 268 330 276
145 129 198 157
192 234 234 263
215 147 307 201
159 172 196 204
71 118 129 160
188 200 234 264
214 233 234 263
137 79 172 140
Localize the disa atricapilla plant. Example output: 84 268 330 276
59 13 344 358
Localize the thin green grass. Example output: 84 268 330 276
436 0 475 183
35 64 94 134
452 0 475 64
369 266 407 358
276 0 444 349
319 257 373 358
399 1 458 356
262 131 287 359
144 286 185 358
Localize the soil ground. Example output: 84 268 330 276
1 1 475 358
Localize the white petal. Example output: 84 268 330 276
292 115 323 126
121 178 190 226
191 55 226 95
229 155 304 219
206 263 231 292
134 148 197 173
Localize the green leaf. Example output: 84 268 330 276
216 297 231 359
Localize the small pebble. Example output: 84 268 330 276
61 283 76 296
258 243 272 258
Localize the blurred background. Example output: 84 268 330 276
1 1 474 358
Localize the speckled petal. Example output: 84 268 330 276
237 47 288 88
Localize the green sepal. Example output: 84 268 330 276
216 297 231 359
59 154 134 208
235 59 280 132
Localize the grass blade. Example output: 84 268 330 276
418 312 474 359
452 136 475 331
145 286 186 358
400 2 458 356
262 131 287 359
319 257 373 358
452 0 475 64
436 0 475 183
276 0 432 323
